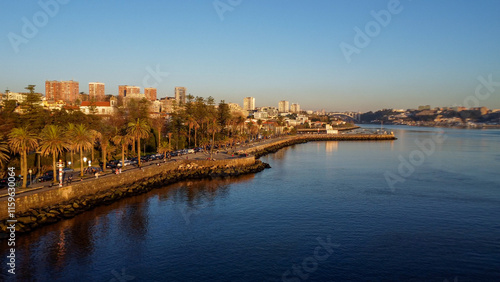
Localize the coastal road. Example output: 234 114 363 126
0 136 289 198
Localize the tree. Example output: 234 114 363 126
127 118 150 167
65 123 76 168
150 117 165 150
39 125 67 184
21 85 42 113
187 116 197 148
73 124 93 177
112 131 133 170
8 128 38 188
217 100 231 135
158 141 172 159
0 139 10 164
209 118 219 159
95 123 114 172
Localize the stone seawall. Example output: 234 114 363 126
0 157 266 235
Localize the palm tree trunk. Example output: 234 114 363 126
70 150 74 168
137 138 141 167
102 145 107 172
121 144 125 170
157 126 161 150
22 152 27 188
80 149 84 177
188 125 192 147
37 153 41 176
210 124 216 159
52 154 57 184
194 127 197 147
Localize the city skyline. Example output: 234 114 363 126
1 1 500 112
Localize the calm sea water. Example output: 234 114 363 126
2 125 499 281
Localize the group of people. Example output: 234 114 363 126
83 167 101 175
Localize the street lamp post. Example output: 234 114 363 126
58 159 63 187
83 157 87 174
28 169 32 186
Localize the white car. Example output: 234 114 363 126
117 160 131 167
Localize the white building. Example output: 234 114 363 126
278 100 289 113
290 103 301 113
175 87 186 104
228 102 248 117
260 106 278 118
243 97 255 111
150 100 161 113
6 92 26 103
254 111 268 119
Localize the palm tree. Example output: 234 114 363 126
187 117 194 148
0 139 10 164
112 131 133 171
39 125 67 184
8 128 38 188
89 129 100 161
65 123 76 167
73 124 93 177
158 141 172 159
95 125 114 173
150 117 165 150
193 121 200 148
209 118 219 159
127 118 150 167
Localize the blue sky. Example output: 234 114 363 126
1 0 499 112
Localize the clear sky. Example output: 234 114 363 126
1 0 500 112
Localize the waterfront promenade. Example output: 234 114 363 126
0 132 395 233
1 133 395 198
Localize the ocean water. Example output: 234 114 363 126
1 125 499 281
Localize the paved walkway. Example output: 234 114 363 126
0 136 288 198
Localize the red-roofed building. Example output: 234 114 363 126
80 97 116 115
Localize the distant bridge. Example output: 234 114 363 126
328 112 361 122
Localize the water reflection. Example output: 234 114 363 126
0 173 259 281
325 141 339 154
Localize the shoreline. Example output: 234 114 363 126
0 133 395 236
360 123 500 130
245 134 396 158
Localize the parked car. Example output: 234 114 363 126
117 160 131 167
37 172 54 182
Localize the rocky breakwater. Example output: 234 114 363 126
246 134 396 158
0 159 270 236
248 138 309 159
